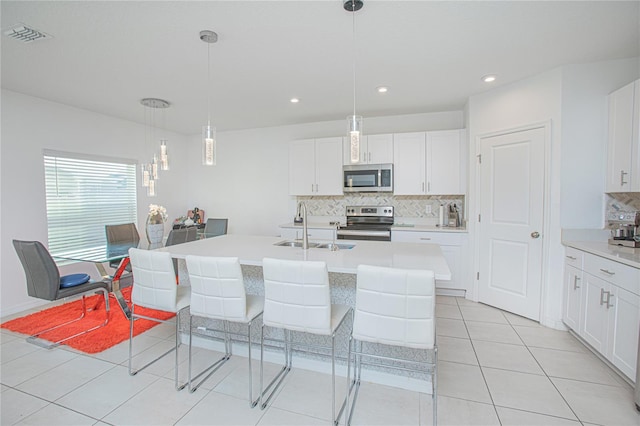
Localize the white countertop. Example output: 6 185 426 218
563 240 640 269
155 234 452 280
280 222 468 233
391 224 468 233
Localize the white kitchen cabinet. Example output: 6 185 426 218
289 137 343 196
563 246 640 382
606 79 640 192
563 263 583 332
391 230 468 293
607 285 640 380
343 133 393 165
393 130 465 195
581 273 610 354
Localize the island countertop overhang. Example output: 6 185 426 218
154 234 451 280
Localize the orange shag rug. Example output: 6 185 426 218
1 287 175 354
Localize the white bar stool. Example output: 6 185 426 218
128 248 191 390
185 255 264 406
345 265 437 425
260 258 351 424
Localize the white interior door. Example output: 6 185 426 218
478 127 545 320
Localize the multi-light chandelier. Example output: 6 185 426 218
140 97 170 197
345 0 363 164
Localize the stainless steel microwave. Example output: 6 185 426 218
343 163 393 192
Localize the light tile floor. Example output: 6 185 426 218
2 296 639 425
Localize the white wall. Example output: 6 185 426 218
466 58 639 329
184 111 464 237
0 90 189 316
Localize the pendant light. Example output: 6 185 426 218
140 97 170 197
345 0 363 164
200 30 218 166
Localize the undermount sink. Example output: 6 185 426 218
315 243 355 250
273 240 320 248
273 240 355 250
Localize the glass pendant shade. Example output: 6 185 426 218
202 125 216 166
159 139 169 171
147 179 156 197
141 164 150 187
151 155 159 180
348 115 363 163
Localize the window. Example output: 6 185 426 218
44 150 137 257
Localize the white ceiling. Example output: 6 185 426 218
1 1 639 134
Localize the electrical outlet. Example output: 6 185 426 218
425 204 432 214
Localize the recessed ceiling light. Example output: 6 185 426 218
290 98 300 103
482 74 497 83
377 86 388 93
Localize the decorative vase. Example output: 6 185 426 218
146 214 165 248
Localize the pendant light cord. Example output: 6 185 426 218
207 42 212 128
352 3 356 117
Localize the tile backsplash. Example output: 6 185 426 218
296 194 465 220
606 193 640 213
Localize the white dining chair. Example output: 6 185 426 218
260 257 351 423
185 255 264 406
344 264 437 425
128 248 191 390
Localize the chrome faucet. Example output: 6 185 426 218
298 202 309 250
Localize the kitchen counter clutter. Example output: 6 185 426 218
561 240 640 383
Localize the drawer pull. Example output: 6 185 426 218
573 276 580 290
599 268 615 275
420 238 432 241
566 255 576 260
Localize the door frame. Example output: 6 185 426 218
471 120 552 322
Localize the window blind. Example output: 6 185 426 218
44 152 137 257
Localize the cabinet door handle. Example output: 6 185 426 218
620 170 628 186
600 288 606 306
599 268 615 275
566 255 576 260
573 276 580 290
368 152 371 162
606 292 614 309
427 182 431 192
422 182 425 192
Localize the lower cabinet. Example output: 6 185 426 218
562 264 582 331
563 246 640 382
391 230 468 292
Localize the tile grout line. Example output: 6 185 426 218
455 297 503 426
509 317 584 424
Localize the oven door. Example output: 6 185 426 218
336 229 391 241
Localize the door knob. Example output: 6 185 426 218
531 231 540 239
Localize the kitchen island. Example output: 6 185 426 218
155 234 449 391
155 234 451 279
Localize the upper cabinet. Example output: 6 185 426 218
289 137 343 196
343 134 394 165
394 130 466 195
606 79 640 192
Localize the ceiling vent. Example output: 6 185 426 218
4 24 52 43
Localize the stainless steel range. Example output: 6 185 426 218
337 206 394 241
